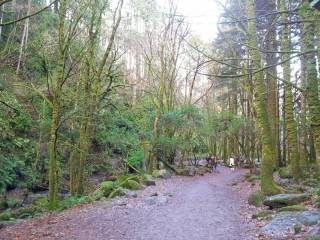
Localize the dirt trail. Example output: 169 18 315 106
0 167 256 240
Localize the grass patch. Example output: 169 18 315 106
252 210 273 219
248 190 265 207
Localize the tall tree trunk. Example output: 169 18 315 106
301 4 320 169
48 0 66 208
263 0 280 167
280 0 301 180
16 0 31 74
247 0 280 195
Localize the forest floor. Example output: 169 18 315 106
0 167 262 240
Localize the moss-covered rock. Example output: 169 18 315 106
143 174 156 186
100 181 115 197
278 167 293 179
248 190 265 207
263 193 310 208
196 166 211 175
109 187 126 198
90 189 104 201
152 170 161 178
123 180 141 190
152 169 171 179
278 205 307 212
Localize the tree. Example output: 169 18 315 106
246 0 280 195
280 0 301 180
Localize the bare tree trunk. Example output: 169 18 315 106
16 0 31 74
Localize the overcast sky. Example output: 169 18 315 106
160 0 225 42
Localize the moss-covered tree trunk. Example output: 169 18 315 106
246 0 280 195
280 0 301 180
264 0 280 167
301 4 320 169
48 0 66 208
69 0 123 195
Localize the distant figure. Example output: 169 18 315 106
212 156 218 172
229 157 235 171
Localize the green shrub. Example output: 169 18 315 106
6 198 21 208
248 191 264 207
100 181 115 197
127 149 144 168
0 211 12 221
57 196 90 211
11 206 42 219
117 175 140 185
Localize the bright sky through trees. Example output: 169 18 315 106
159 0 225 42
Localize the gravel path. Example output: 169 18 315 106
0 167 256 240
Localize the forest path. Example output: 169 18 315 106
0 167 256 240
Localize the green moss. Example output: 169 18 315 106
278 167 293 179
6 198 21 208
247 175 260 183
123 180 141 190
248 190 265 207
100 181 115 197
252 210 273 219
152 170 160 178
90 189 104 201
108 187 126 198
305 237 320 240
278 204 307 212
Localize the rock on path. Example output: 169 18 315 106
0 167 255 240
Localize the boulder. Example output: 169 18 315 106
124 190 137 198
261 210 320 237
152 169 171 179
275 178 291 187
152 170 161 178
263 194 310 208
143 174 156 186
176 167 196 176
196 166 211 175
